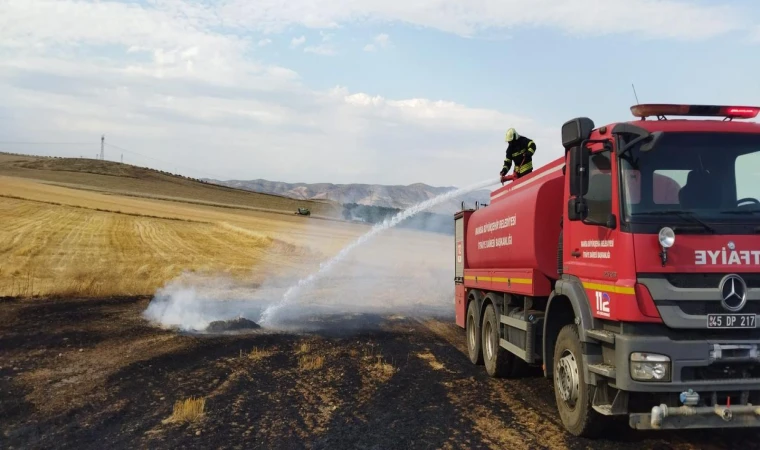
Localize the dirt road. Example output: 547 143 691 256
1 296 758 450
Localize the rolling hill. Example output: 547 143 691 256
0 153 341 217
203 178 492 214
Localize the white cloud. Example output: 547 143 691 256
304 45 337 56
364 33 392 52
257 38 272 47
304 31 337 56
214 0 748 41
0 59 557 185
0 0 753 186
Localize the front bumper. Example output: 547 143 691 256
614 332 760 392
630 404 760 430
597 328 760 430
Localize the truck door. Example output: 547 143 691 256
564 148 620 320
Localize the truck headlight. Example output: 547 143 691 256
658 227 675 248
630 352 671 382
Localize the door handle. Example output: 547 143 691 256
571 250 581 258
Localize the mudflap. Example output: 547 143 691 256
455 284 466 328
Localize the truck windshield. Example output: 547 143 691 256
619 132 760 224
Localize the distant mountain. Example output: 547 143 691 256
202 179 492 214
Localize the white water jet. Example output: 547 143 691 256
257 177 499 327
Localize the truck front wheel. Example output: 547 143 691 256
553 324 603 437
482 303 515 377
466 300 483 365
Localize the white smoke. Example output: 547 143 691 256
258 178 498 326
142 178 498 333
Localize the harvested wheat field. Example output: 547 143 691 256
0 155 756 449
0 173 366 297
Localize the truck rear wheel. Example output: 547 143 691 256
482 304 515 377
553 324 604 437
466 300 483 365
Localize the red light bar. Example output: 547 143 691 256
630 104 760 120
724 107 760 118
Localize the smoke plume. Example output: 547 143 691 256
143 178 498 333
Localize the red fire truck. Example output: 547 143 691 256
454 104 760 436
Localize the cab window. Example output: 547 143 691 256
585 151 612 223
736 151 760 201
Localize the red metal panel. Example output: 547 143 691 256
455 284 466 328
466 159 565 282
633 234 760 274
580 280 661 323
463 268 552 297
490 157 564 205
457 210 474 270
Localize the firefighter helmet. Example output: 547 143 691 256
505 128 518 142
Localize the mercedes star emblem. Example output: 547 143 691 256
719 274 748 312
728 241 736 250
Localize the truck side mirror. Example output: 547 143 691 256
561 117 595 149
605 214 617 230
568 145 590 198
567 197 587 221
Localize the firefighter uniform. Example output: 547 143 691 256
500 128 536 178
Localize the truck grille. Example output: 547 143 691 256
664 273 760 289
678 301 760 316
682 363 760 382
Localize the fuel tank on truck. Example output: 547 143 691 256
465 161 565 280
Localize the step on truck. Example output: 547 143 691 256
454 103 760 436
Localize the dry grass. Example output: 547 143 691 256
0 176 373 297
367 357 397 381
247 347 274 361
296 339 326 370
165 397 206 424
415 351 446 371
298 355 325 371
0 196 307 297
360 346 397 382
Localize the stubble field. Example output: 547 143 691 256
1 154 757 449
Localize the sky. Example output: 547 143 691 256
1 0 760 187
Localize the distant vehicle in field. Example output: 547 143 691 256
295 207 311 216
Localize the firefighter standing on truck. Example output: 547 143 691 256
500 128 537 180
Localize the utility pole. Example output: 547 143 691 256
121 154 123 163
100 135 105 160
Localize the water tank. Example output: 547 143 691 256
465 169 564 280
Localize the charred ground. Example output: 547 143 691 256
2 296 758 450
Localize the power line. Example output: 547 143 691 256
104 142 228 180
0 141 93 145
0 139 229 181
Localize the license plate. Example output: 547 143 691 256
707 314 757 329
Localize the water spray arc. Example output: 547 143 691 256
258 178 499 327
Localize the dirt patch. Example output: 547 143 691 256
1 296 758 449
206 317 261 333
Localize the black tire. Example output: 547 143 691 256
482 304 515 377
466 300 483 365
553 324 605 437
